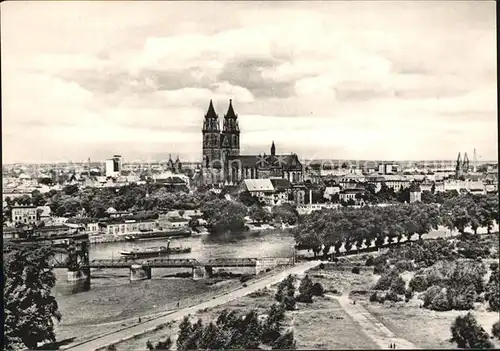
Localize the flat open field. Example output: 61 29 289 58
365 304 500 349
117 270 377 350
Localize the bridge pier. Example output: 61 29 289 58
192 266 207 280
130 264 152 281
67 267 90 283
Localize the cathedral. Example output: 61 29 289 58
455 152 470 178
201 100 303 184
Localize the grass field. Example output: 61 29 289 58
365 304 500 349
103 256 500 350
116 272 377 350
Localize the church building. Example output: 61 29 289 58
201 100 303 185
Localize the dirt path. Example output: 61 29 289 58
63 260 320 351
326 294 418 350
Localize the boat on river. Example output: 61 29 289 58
120 245 192 259
124 228 192 242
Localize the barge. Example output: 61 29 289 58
124 228 192 242
121 245 192 259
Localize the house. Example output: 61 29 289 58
269 178 293 206
339 188 366 204
161 217 189 230
11 205 37 225
323 186 341 201
99 220 156 235
240 179 275 206
36 206 52 220
106 207 131 218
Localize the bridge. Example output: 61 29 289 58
48 256 292 281
50 257 259 269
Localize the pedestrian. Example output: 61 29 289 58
394 343 396 349
177 301 180 307
353 300 356 305
138 317 142 323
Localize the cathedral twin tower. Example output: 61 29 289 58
202 99 240 168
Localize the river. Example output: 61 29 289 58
53 229 295 296
89 230 295 261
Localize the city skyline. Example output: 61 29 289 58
2 1 497 164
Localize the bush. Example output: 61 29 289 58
390 276 406 295
365 256 375 266
282 295 296 311
319 263 325 269
395 260 416 272
450 312 494 349
373 263 389 275
409 274 428 292
447 285 476 311
423 285 443 308
492 321 500 340
486 270 499 311
429 290 451 311
311 283 325 297
385 291 402 302
351 267 360 274
490 261 499 271
374 270 399 291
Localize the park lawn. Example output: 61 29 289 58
365 303 500 349
293 297 379 350
306 265 377 298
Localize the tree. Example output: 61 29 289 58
486 269 499 311
249 204 269 224
450 312 493 349
272 330 297 349
146 337 173 350
176 316 192 350
390 275 406 295
297 275 314 303
201 199 247 233
492 321 500 340
198 322 226 350
31 190 46 207
4 245 61 350
63 184 79 196
181 318 203 350
262 304 286 344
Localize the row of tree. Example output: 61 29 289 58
293 203 442 257
294 193 499 256
441 194 499 234
147 305 296 350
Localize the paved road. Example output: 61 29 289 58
327 294 418 350
65 260 321 351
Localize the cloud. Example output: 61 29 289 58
1 1 497 163
217 58 297 98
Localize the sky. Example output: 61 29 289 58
1 1 497 164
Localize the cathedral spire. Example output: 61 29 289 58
271 141 276 156
205 99 217 119
225 99 237 119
